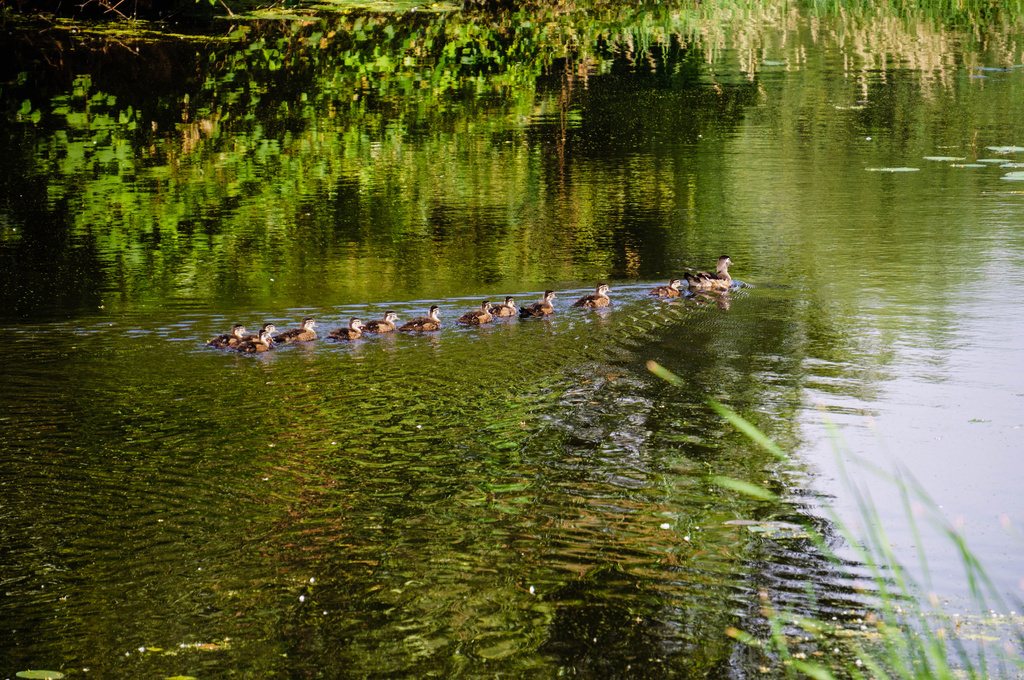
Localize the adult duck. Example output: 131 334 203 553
328 318 364 340
236 325 276 353
273 317 317 343
649 278 683 298
572 284 611 308
399 306 442 332
457 300 493 325
519 290 557 318
362 311 400 333
683 255 733 291
207 324 248 348
488 297 517 317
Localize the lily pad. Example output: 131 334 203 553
16 672 65 680
1000 172 1024 181
951 163 986 168
976 158 1009 163
1001 163 1024 168
865 167 920 172
923 156 964 161
987 146 1024 154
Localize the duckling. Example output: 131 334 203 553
207 324 248 348
273 316 317 343
683 255 733 291
236 325 276 354
649 278 683 298
519 290 557 318
399 306 442 332
362 311 400 333
457 300 493 325
488 296 517 317
328 318 364 340
572 284 611 308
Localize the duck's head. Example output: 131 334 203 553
259 328 275 343
543 290 556 301
669 278 682 289
302 317 317 329
261 323 277 335
349 317 363 330
504 296 516 307
597 284 610 295
231 324 248 337
718 255 733 268
480 300 491 311
384 311 400 323
428 305 441 320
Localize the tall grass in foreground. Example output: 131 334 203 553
647 360 1024 680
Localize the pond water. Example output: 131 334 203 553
2 3 1023 677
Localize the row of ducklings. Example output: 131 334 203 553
208 256 735 353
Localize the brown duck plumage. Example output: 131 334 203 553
683 255 733 291
572 284 611 308
362 311 400 333
207 324 248 348
488 296 517 317
649 278 683 298
236 325 276 353
457 300 493 325
519 290 557 318
328 318 364 340
399 306 442 332
273 317 317 343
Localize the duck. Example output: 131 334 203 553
519 290 557 318
328 318 364 340
649 278 683 298
683 255 733 291
488 296 517 317
457 300 493 325
236 325 276 353
399 306 442 332
207 324 248 348
572 284 611 308
273 316 317 343
362 311 400 333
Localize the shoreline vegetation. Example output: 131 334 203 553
649 360 1024 679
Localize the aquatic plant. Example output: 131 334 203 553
647 359 1024 679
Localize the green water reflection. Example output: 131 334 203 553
2 1 1024 677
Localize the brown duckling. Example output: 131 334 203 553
572 284 611 308
488 296 517 317
399 306 442 332
519 290 557 318
649 278 683 298
207 324 248 348
273 316 317 343
328 318 364 340
683 255 733 291
362 311 400 333
236 325 276 354
457 300 493 325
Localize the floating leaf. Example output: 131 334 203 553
1000 163 1024 168
865 167 920 172
1001 172 1024 181
17 672 65 680
975 158 1008 163
923 156 964 161
987 146 1024 154
951 163 986 168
